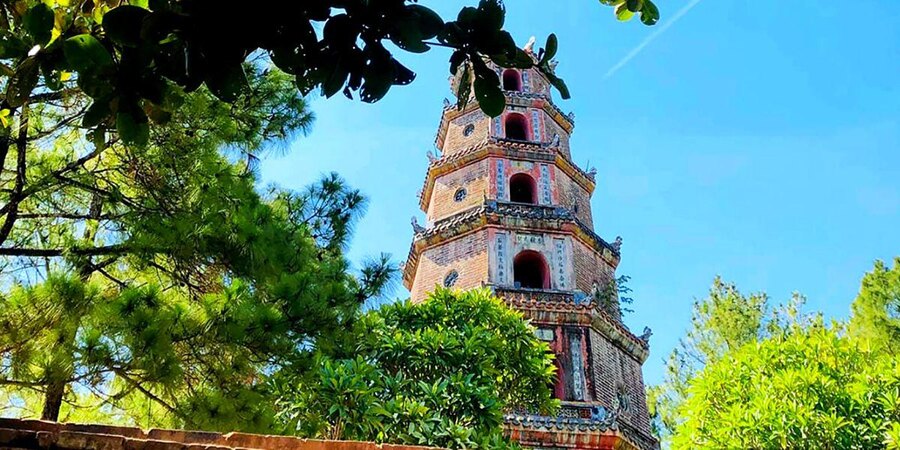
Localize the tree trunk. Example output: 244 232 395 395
41 381 65 421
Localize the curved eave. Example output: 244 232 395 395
417 139 596 212
402 202 619 289
434 92 575 153
495 287 650 363
504 418 645 450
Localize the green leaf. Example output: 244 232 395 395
205 63 249 102
82 100 111 127
546 73 570 100
640 1 660 25
116 109 150 146
63 35 114 72
408 5 444 39
0 34 29 59
473 75 504 118
103 6 150 47
392 60 415 86
475 0 505 31
5 57 40 107
540 34 558 65
23 3 55 45
615 3 635 21
360 45 393 103
455 62 471 110
626 0 643 13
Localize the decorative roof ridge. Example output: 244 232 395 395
503 412 616 433
410 201 619 257
417 140 596 211
439 91 574 127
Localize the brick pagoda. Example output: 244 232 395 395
401 48 658 450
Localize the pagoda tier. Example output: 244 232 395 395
402 50 659 450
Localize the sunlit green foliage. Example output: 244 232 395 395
671 321 900 449
647 277 780 439
652 261 900 449
0 63 393 429
275 288 558 449
850 257 900 354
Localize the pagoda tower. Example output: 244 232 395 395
402 51 658 450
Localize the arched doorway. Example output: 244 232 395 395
509 173 537 204
504 113 529 141
513 250 550 289
502 69 522 92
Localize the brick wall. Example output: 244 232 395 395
554 167 593 225
426 159 490 222
588 330 653 437
544 116 571 159
0 418 438 450
572 240 616 294
410 230 489 302
442 109 489 156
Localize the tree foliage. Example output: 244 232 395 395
647 277 782 439
0 63 393 429
671 322 900 449
0 0 658 146
652 261 900 449
850 257 900 354
274 288 558 449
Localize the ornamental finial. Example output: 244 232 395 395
639 326 653 343
411 216 425 234
524 36 536 54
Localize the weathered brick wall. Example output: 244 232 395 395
410 230 488 302
554 167 593 225
572 240 616 294
544 115 572 159
588 330 653 437
0 418 438 450
441 110 489 156
426 160 490 222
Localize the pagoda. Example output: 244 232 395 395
402 48 659 450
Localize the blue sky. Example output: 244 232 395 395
260 0 900 385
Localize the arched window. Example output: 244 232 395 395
513 250 550 290
502 69 522 92
505 113 529 141
509 173 537 204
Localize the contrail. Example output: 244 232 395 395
603 0 703 80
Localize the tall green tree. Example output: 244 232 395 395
653 260 900 449
274 288 558 449
671 321 900 449
850 258 900 354
647 277 780 440
0 64 392 429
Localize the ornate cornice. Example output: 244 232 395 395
503 414 654 450
418 139 596 212
434 92 574 151
491 286 650 363
402 201 619 290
